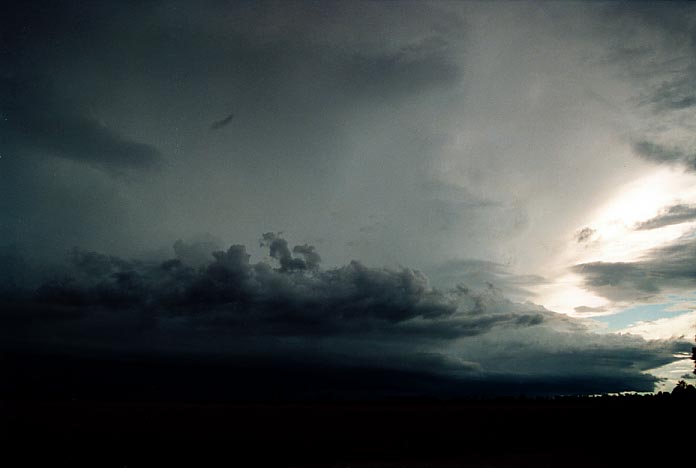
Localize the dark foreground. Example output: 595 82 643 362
3 395 695 467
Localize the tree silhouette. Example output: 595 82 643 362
672 380 696 398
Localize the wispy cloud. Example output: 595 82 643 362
634 204 696 230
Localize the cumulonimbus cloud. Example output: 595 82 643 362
1 234 688 396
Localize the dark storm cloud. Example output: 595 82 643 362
0 1 165 254
0 1 163 174
1 234 687 395
0 0 469 261
481 328 685 379
574 230 696 302
2 1 693 398
173 235 224 267
15 237 469 336
260 232 317 272
292 244 322 271
634 203 696 230
0 77 162 172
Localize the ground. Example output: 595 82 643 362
3 396 694 467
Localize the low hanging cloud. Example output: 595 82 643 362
634 203 696 230
574 230 696 302
260 232 322 272
0 76 162 173
1 233 688 397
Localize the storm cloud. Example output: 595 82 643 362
0 76 162 173
1 235 687 396
574 230 696 303
0 1 162 174
3 1 696 398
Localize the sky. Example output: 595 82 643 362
1 0 696 398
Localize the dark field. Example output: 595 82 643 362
2 350 694 467
3 395 695 467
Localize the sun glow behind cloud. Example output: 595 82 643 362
534 167 696 318
581 169 696 262
528 167 696 390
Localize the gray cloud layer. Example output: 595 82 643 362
0 0 478 264
0 76 162 173
0 2 162 174
601 4 696 171
0 0 664 272
574 230 696 303
634 203 696 230
632 141 696 172
3 1 696 397
2 235 687 395
425 259 547 303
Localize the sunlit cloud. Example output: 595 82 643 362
534 168 696 318
620 310 696 341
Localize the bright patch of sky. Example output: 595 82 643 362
620 309 696 341
526 166 696 390
606 304 695 391
650 357 695 393
532 168 696 334
595 303 690 332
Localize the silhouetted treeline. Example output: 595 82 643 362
4 391 695 468
2 352 695 467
